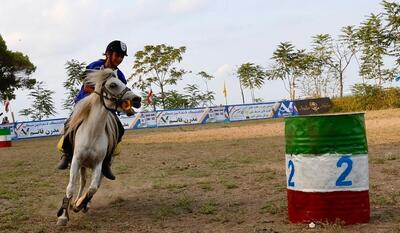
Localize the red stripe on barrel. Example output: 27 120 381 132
0 141 12 147
287 189 370 225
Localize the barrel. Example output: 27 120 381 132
285 113 369 225
0 127 12 147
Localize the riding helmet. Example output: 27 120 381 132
105 40 128 56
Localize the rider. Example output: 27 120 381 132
57 40 128 180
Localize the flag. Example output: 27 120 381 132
223 81 228 97
4 98 10 113
146 89 153 104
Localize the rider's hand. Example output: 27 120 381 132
83 85 95 94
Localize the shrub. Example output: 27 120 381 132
331 84 400 112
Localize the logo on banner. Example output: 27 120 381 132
275 101 298 117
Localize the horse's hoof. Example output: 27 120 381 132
72 205 82 213
57 217 68 226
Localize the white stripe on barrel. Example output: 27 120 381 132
285 154 369 192
0 128 12 147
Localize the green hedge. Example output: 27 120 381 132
331 84 400 112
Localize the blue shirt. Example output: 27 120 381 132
74 59 127 103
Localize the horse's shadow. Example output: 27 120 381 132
75 191 197 225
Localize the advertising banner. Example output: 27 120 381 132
13 118 66 139
4 98 331 140
138 112 157 128
294 97 332 115
207 106 229 123
119 113 141 129
156 108 209 127
273 100 298 118
228 102 280 122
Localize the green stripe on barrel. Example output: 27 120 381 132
0 128 11 136
285 113 368 155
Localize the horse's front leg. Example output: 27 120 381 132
75 167 87 203
57 158 80 226
89 162 103 196
74 162 102 212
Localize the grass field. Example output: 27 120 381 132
1 109 400 233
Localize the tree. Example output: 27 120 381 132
267 42 310 100
381 0 400 65
184 84 215 107
0 35 36 101
299 30 359 98
197 71 214 92
234 69 246 104
301 35 331 97
163 90 190 109
237 63 265 103
63 59 86 111
334 26 360 95
197 71 215 106
19 81 57 120
300 34 346 98
357 14 397 85
313 29 359 98
130 44 188 109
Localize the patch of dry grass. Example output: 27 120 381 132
0 110 400 232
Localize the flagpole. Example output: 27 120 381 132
11 112 15 123
9 100 14 123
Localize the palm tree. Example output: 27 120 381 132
237 63 265 103
267 42 309 100
197 71 214 106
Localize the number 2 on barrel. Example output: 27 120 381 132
336 156 353 186
287 156 354 188
288 160 295 187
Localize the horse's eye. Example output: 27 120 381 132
109 83 117 88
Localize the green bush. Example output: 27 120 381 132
331 84 400 112
331 96 359 112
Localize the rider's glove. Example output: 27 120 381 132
83 84 95 94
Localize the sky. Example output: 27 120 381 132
0 0 393 121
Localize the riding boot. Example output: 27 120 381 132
57 117 73 170
57 134 73 170
57 153 70 170
102 155 115 180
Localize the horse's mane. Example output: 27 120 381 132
66 69 118 155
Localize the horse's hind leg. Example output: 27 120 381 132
57 158 80 226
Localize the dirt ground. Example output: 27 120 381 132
1 109 400 233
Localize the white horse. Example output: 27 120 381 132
57 69 141 226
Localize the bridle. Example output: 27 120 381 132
94 75 131 112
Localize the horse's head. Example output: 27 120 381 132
87 69 141 116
